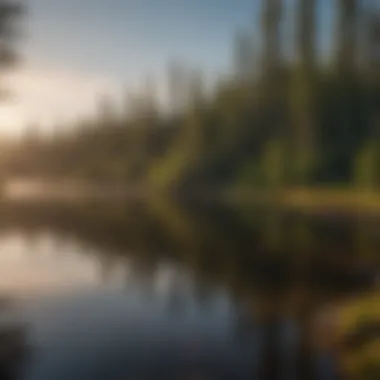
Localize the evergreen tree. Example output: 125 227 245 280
0 1 23 98
290 0 317 185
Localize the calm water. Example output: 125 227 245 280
0 201 378 380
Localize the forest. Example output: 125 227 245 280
1 0 380 197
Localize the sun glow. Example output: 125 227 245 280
0 65 122 135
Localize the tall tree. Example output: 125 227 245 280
261 0 282 78
185 68 205 163
260 0 284 125
0 1 23 98
290 0 317 184
97 94 118 127
321 0 361 182
298 0 316 71
260 0 286 185
234 30 255 81
336 0 359 74
167 60 190 115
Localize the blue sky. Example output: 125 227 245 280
0 0 334 135
26 0 259 76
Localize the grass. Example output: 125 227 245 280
226 187 380 216
334 290 380 379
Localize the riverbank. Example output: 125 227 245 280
225 188 380 217
2 178 380 217
1 179 146 202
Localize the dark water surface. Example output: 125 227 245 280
0 200 379 380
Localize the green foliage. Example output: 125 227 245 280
261 138 288 188
148 146 189 191
236 160 264 187
353 140 380 190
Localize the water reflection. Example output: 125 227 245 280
0 201 377 379
0 299 30 380
0 232 101 296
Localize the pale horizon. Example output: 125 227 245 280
0 0 334 135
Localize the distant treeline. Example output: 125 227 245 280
2 0 380 192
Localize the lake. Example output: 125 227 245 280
0 200 378 380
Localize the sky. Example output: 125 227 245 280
0 0 333 135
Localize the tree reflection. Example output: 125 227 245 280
0 322 30 380
0 201 378 378
0 201 378 300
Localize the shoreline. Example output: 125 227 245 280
223 187 380 217
2 179 380 216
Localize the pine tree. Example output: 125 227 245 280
0 1 23 99
337 0 359 74
234 30 254 81
260 0 286 186
261 0 282 78
290 0 317 185
336 0 359 146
